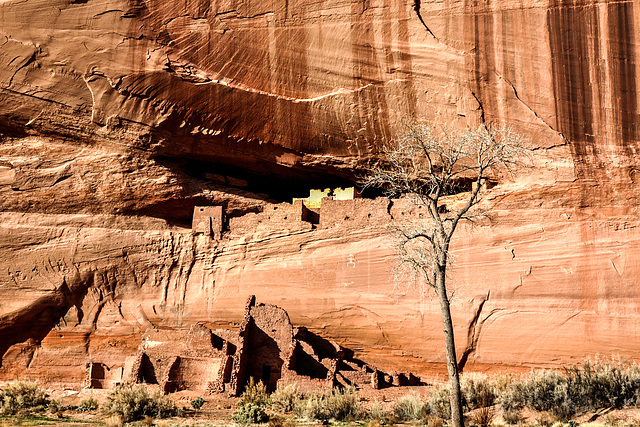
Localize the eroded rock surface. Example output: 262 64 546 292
2 0 640 384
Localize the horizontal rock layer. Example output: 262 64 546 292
2 183 640 380
1 0 640 381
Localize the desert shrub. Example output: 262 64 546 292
0 380 49 415
233 403 269 424
240 379 270 407
423 415 444 427
468 406 495 427
462 374 496 410
603 413 621 426
367 401 389 422
77 396 99 412
534 411 554 426
47 399 61 413
498 359 640 419
392 394 424 421
424 385 451 420
270 384 301 413
104 415 124 427
141 415 155 427
190 397 205 411
501 408 524 425
267 414 296 427
562 359 640 410
498 369 573 419
296 387 361 421
232 379 270 424
102 383 176 422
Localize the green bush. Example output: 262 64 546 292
233 403 270 424
392 394 424 421
232 379 270 424
296 387 361 421
101 383 176 422
190 397 205 411
270 384 301 413
0 380 49 415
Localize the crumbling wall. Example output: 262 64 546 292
165 356 221 392
319 198 391 228
244 302 294 391
92 325 230 392
228 201 312 235
87 296 421 394
228 296 255 396
193 206 223 239
86 362 124 389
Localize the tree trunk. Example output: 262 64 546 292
435 266 464 427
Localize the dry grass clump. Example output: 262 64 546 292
267 414 296 427
0 380 49 415
501 408 524 425
468 405 495 427
101 383 176 422
104 414 124 427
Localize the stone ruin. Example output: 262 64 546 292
85 296 421 394
194 187 414 240
192 205 224 239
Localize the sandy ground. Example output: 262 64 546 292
1 385 640 426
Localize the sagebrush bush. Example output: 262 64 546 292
462 374 496 410
77 396 99 412
367 401 388 422
0 380 49 415
423 415 444 427
498 369 573 418
296 387 361 421
501 408 523 425
232 379 270 424
392 394 424 421
233 403 269 424
104 414 124 427
493 358 640 421
102 383 176 422
424 385 451 420
563 359 640 410
270 384 301 413
267 414 296 427
239 378 270 407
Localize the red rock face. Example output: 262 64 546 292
1 0 640 384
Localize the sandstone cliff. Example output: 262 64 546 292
1 0 640 383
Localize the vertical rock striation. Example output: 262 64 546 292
1 0 640 382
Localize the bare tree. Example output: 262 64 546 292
362 123 530 427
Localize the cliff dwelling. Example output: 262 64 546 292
85 296 420 395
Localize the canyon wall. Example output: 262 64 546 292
1 0 640 383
